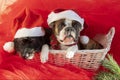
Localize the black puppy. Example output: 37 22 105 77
14 37 45 59
13 27 51 60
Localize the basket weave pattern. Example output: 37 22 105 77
48 27 115 70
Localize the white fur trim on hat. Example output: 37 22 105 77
14 27 45 38
47 10 84 29
3 42 14 53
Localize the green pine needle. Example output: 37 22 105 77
95 54 120 80
102 54 120 75
95 72 119 80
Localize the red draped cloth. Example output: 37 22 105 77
0 0 120 79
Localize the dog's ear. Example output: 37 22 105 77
49 21 57 34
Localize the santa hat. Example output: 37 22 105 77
14 27 45 38
3 8 45 53
47 9 84 30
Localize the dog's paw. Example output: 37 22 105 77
66 45 78 58
66 51 75 58
40 54 48 63
40 44 49 63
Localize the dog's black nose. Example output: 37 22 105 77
65 27 74 32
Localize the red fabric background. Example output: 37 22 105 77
0 0 120 79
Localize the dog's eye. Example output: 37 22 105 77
59 22 66 28
22 39 29 43
22 38 32 43
72 22 77 27
29 39 35 43
72 21 81 29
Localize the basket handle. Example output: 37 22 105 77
93 27 115 51
106 27 115 51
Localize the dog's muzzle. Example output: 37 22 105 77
21 48 35 59
64 27 76 41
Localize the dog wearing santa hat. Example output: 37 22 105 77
3 27 51 63
2 9 52 63
47 9 103 58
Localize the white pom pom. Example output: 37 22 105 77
3 42 14 53
80 36 89 44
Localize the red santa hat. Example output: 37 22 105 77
3 8 45 53
47 9 84 30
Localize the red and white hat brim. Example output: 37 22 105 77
14 27 45 38
47 10 84 30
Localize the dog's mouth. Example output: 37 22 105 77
60 35 76 43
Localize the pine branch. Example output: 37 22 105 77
102 54 120 76
95 54 120 80
95 72 119 80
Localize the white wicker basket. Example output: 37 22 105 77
48 27 115 70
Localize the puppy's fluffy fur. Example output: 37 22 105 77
14 37 44 59
14 28 51 62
